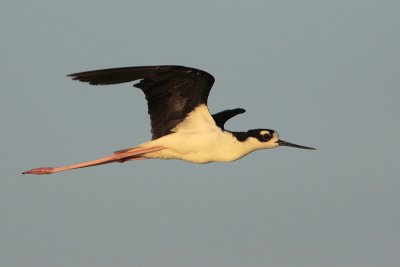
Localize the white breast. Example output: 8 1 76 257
139 105 253 163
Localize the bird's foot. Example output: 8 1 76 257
22 167 55 175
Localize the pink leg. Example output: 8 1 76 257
22 146 164 175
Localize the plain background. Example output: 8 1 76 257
1 0 399 266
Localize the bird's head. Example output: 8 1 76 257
244 129 316 151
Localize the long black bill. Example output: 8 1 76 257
277 140 316 150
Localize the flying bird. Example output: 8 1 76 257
23 65 315 175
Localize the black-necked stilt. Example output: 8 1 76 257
23 65 315 175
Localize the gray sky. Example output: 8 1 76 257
1 0 400 266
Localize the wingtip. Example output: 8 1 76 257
66 73 79 81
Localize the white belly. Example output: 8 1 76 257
137 105 252 163
142 131 249 163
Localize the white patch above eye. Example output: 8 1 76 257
260 130 270 136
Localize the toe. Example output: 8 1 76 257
22 167 54 175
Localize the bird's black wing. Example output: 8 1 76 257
68 65 215 139
212 108 246 130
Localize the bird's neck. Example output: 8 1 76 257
228 131 250 142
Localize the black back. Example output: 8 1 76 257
212 108 246 130
68 65 215 139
